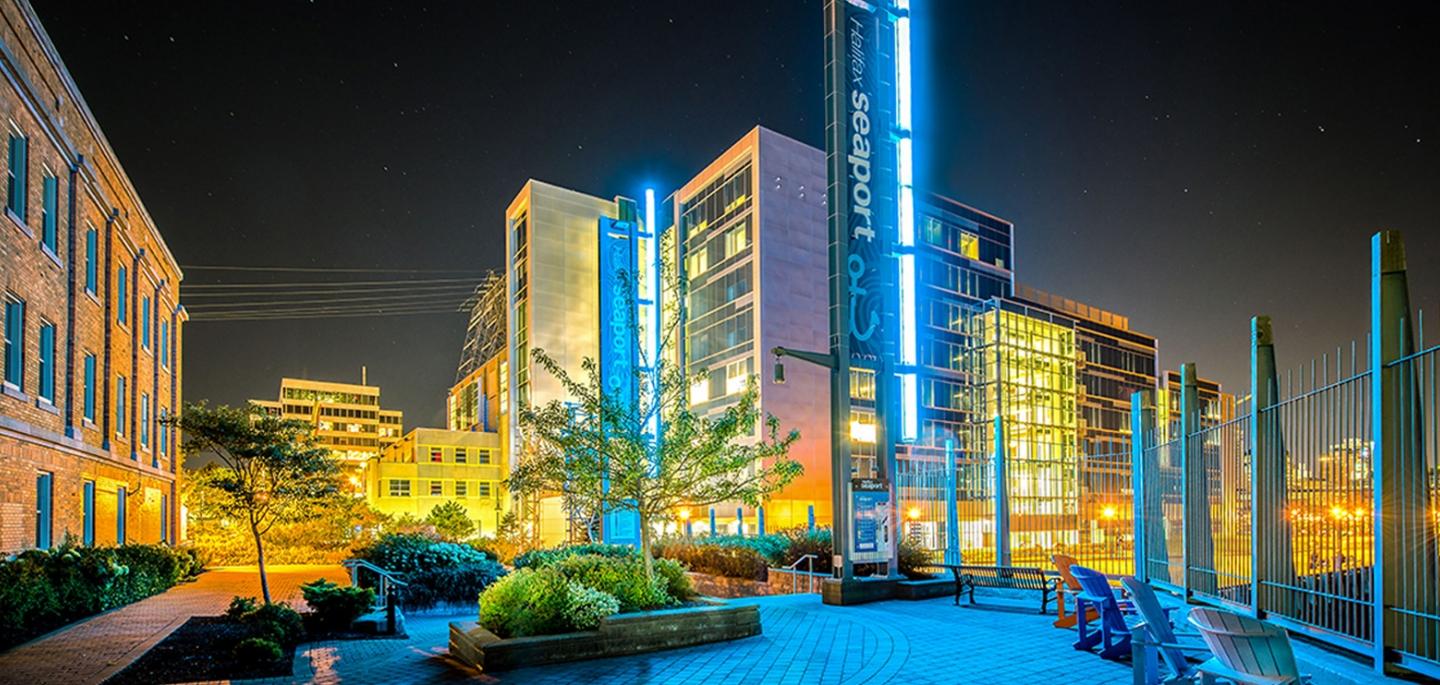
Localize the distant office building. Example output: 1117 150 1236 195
504 180 626 542
366 427 508 534
250 377 403 489
670 126 830 531
0 1 184 554
456 273 505 384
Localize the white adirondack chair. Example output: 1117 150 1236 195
1187 607 1311 684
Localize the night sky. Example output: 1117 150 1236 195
31 2 1439 446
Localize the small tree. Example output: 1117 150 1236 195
172 403 341 603
512 347 801 579
426 500 477 541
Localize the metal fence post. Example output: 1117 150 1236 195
1370 230 1437 672
1250 316 1292 618
1131 389 1154 581
994 414 1011 567
944 438 960 565
1180 363 1211 599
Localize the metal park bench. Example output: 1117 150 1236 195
924 563 1056 613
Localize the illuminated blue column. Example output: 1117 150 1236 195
737 507 746 537
944 439 960 565
758 506 767 537
684 518 693 539
710 508 717 537
808 505 816 534
893 0 918 445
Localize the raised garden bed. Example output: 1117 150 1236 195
449 599 760 671
103 616 294 684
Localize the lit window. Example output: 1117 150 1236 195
850 419 877 444
689 379 708 405
725 359 749 396
960 231 979 261
388 479 411 497
922 216 943 246
430 447 443 463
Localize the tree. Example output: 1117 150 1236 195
172 403 341 603
511 344 802 579
426 500 477 541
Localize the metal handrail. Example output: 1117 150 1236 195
342 558 408 613
785 554 818 594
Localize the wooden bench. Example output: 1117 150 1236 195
924 563 1057 614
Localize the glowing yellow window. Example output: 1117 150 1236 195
960 232 980 261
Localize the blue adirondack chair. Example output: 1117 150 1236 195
1071 564 1131 660
1122 576 1211 684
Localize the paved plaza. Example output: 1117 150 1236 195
263 590 1384 685
0 566 1393 684
0 565 348 685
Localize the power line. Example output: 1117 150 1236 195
183 277 484 290
190 305 468 322
182 283 481 300
182 265 490 274
186 291 475 311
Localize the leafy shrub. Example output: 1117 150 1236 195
399 562 505 611
243 602 306 647
226 596 260 620
0 543 195 649
897 536 936 580
691 534 791 565
478 567 572 637
779 528 834 574
512 543 637 570
425 501 477 541
563 582 620 630
552 554 672 612
654 541 769 581
652 557 696 601
300 579 374 631
355 533 492 575
466 539 502 562
233 636 284 663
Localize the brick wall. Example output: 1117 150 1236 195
0 0 183 555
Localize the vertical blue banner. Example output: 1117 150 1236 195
598 216 641 545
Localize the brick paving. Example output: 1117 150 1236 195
0 564 347 685
250 590 1390 685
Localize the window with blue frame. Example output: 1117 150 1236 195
38 321 54 403
141 297 151 350
4 297 24 390
159 418 168 456
116 375 126 436
117 486 127 543
85 228 97 295
83 480 96 546
117 266 128 325
159 319 169 368
6 131 27 219
83 353 96 422
41 173 57 254
140 392 150 449
35 471 52 549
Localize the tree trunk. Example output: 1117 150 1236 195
252 523 272 604
639 512 654 580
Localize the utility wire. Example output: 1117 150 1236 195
187 292 476 311
183 277 484 290
182 265 489 274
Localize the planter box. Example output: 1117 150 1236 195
686 569 830 598
449 599 761 671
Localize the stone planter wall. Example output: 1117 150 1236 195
685 569 830 598
449 600 760 672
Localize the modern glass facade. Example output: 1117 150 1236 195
680 158 755 411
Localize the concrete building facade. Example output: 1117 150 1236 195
0 0 183 554
366 427 507 535
250 377 403 491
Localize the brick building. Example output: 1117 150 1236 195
0 0 183 554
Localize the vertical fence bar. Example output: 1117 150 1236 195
1180 363 1206 598
1373 230 1438 672
1132 389 1154 580
994 414 1011 567
945 439 960 565
1251 315 1291 618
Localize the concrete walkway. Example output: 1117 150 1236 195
0 564 346 685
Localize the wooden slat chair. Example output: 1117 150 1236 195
1122 576 1210 684
1052 554 1098 628
1187 608 1310 684
1071 564 1132 660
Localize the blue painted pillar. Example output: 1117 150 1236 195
709 508 717 536
944 439 960 565
737 507 745 536
684 519 693 539
758 506 766 536
807 505 816 533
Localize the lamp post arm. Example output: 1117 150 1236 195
771 346 836 369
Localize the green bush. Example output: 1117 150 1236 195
478 567 572 637
300 579 374 631
897 536 936 580
552 554 672 612
654 541 769 580
779 528 834 574
354 533 506 611
233 636 284 664
243 602 305 647
226 595 260 620
354 533 493 575
512 542 637 570
563 582 620 630
691 534 791 565
0 543 195 649
652 557 696 601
